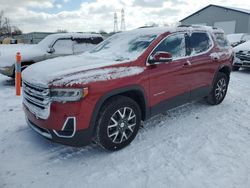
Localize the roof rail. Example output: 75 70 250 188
137 26 155 29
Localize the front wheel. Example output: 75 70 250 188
206 72 229 105
95 96 141 151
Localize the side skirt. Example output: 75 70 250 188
150 86 210 118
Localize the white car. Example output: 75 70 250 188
233 40 250 71
227 33 250 47
0 33 103 77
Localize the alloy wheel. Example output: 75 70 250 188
107 107 136 144
215 78 227 101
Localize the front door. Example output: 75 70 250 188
147 32 192 116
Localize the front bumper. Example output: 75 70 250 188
26 117 93 147
0 65 15 77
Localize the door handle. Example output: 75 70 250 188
183 60 191 67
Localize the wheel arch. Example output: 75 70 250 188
89 85 150 138
212 65 231 87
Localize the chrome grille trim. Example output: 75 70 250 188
23 81 51 119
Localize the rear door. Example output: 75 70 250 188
186 32 215 99
148 32 192 115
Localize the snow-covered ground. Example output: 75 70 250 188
0 70 250 188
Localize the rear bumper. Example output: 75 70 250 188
26 117 93 147
0 65 15 77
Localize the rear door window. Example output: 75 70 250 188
188 32 212 56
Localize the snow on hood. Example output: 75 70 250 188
22 52 143 87
0 44 42 67
227 33 244 44
52 66 145 86
233 41 250 52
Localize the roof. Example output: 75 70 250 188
180 4 250 22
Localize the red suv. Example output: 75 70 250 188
22 26 233 151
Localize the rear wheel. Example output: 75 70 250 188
206 72 229 105
96 96 141 151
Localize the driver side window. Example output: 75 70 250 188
152 33 186 60
53 39 74 55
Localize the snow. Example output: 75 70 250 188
210 50 233 60
37 33 103 49
0 44 42 67
22 26 223 87
223 5 250 15
22 27 169 87
227 33 244 45
1 70 250 188
22 53 133 87
233 40 250 52
52 67 145 86
0 33 102 68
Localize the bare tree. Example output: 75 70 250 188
0 10 22 37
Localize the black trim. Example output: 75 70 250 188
212 65 232 87
190 86 211 101
150 86 211 117
180 4 250 22
151 92 189 117
88 85 150 139
28 117 93 147
49 129 93 147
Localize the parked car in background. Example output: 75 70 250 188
22 26 233 151
227 33 250 47
233 40 250 71
0 33 103 77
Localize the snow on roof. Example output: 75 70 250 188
233 40 250 52
223 5 250 14
38 32 103 48
23 26 221 87
180 4 250 22
227 33 245 44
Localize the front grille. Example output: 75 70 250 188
236 50 250 61
23 81 51 119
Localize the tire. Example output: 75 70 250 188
232 66 240 71
95 96 141 151
206 72 229 105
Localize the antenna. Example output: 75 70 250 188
113 12 118 32
120 8 126 31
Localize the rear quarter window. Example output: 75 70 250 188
214 33 230 48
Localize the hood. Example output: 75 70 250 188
22 52 144 87
0 44 42 67
233 41 250 52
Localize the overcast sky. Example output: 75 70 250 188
0 0 249 33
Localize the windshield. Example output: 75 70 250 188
37 34 58 48
90 32 157 61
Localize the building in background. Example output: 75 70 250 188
14 32 55 44
180 4 250 34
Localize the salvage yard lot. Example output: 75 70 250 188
0 70 250 188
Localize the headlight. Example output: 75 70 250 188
50 88 88 102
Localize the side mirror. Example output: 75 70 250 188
47 47 55 53
148 51 173 64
